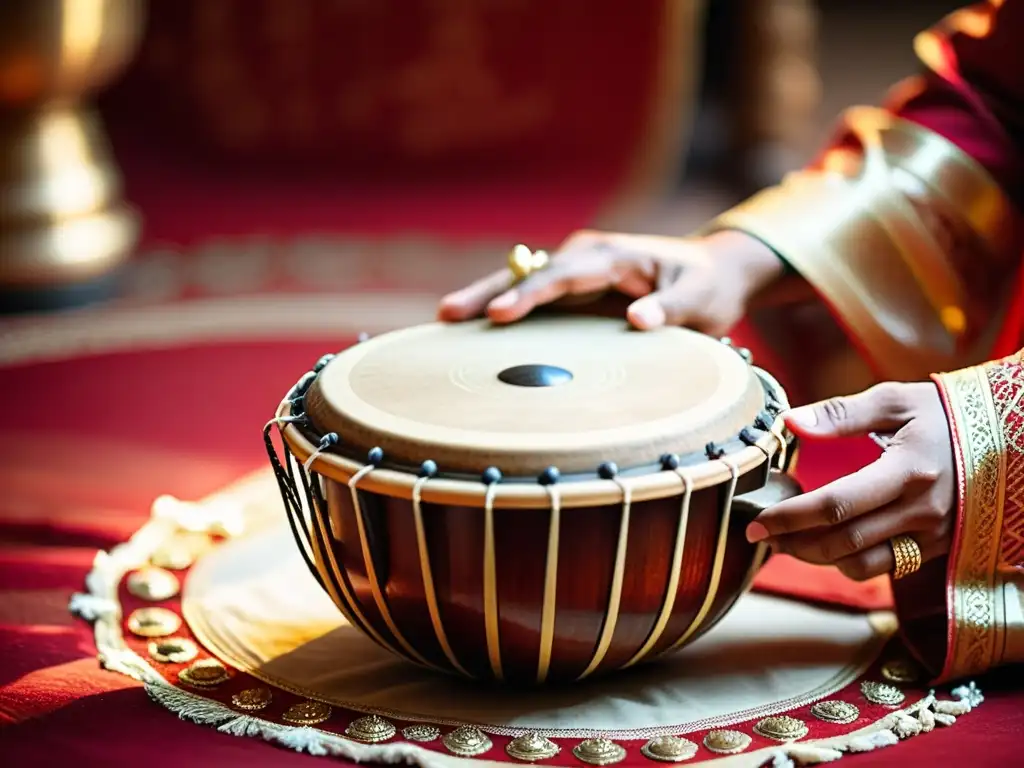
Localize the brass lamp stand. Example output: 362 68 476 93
0 0 145 313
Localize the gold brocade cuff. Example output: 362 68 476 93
931 364 1007 683
701 106 1017 383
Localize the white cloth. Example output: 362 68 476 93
184 523 894 739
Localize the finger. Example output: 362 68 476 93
746 449 910 541
438 269 515 321
784 382 914 440
771 493 942 565
487 252 638 324
833 530 950 582
625 278 708 331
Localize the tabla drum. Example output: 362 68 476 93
264 314 800 685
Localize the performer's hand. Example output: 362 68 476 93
437 230 785 337
746 382 956 581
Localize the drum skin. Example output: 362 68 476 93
312 467 780 685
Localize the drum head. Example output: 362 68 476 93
304 315 766 477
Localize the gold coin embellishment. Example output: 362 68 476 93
127 567 181 601
127 607 182 638
232 688 272 712
345 715 397 743
573 738 627 766
282 700 332 726
506 732 561 762
150 544 196 571
640 735 698 763
810 700 860 725
703 730 751 755
753 715 808 742
881 659 921 684
811 700 860 724
861 681 906 707
178 658 230 687
442 726 493 757
402 724 440 743
148 636 198 664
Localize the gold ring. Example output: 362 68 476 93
507 243 550 281
890 535 922 580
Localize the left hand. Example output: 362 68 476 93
746 382 957 581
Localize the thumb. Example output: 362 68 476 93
626 282 706 330
784 383 912 439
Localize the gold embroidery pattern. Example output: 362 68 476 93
985 356 1024 567
938 367 1004 679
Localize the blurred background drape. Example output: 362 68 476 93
0 0 960 315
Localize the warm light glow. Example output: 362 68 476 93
941 306 968 335
945 0 1003 38
60 0 105 73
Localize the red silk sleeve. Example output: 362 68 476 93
887 0 1024 207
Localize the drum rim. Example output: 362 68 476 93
275 398 791 509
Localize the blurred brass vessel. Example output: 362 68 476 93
0 0 144 310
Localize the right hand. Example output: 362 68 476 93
437 229 786 337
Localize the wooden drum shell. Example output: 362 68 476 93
306 464 773 685
266 318 799 685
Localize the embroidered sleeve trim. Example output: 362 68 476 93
933 365 1006 682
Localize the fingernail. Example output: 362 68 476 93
746 521 769 543
489 290 519 310
785 406 817 431
630 301 665 328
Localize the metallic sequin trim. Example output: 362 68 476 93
573 738 627 766
282 700 332 726
881 658 921 684
640 735 697 762
753 715 808 742
861 681 906 706
442 726 493 757
402 724 440 743
810 700 860 725
147 636 198 664
506 732 561 762
127 567 181 601
178 658 230 687
232 688 272 712
127 607 181 638
345 715 396 743
703 730 751 755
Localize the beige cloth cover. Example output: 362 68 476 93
184 521 895 739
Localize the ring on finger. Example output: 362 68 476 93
890 534 922 579
508 243 550 281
